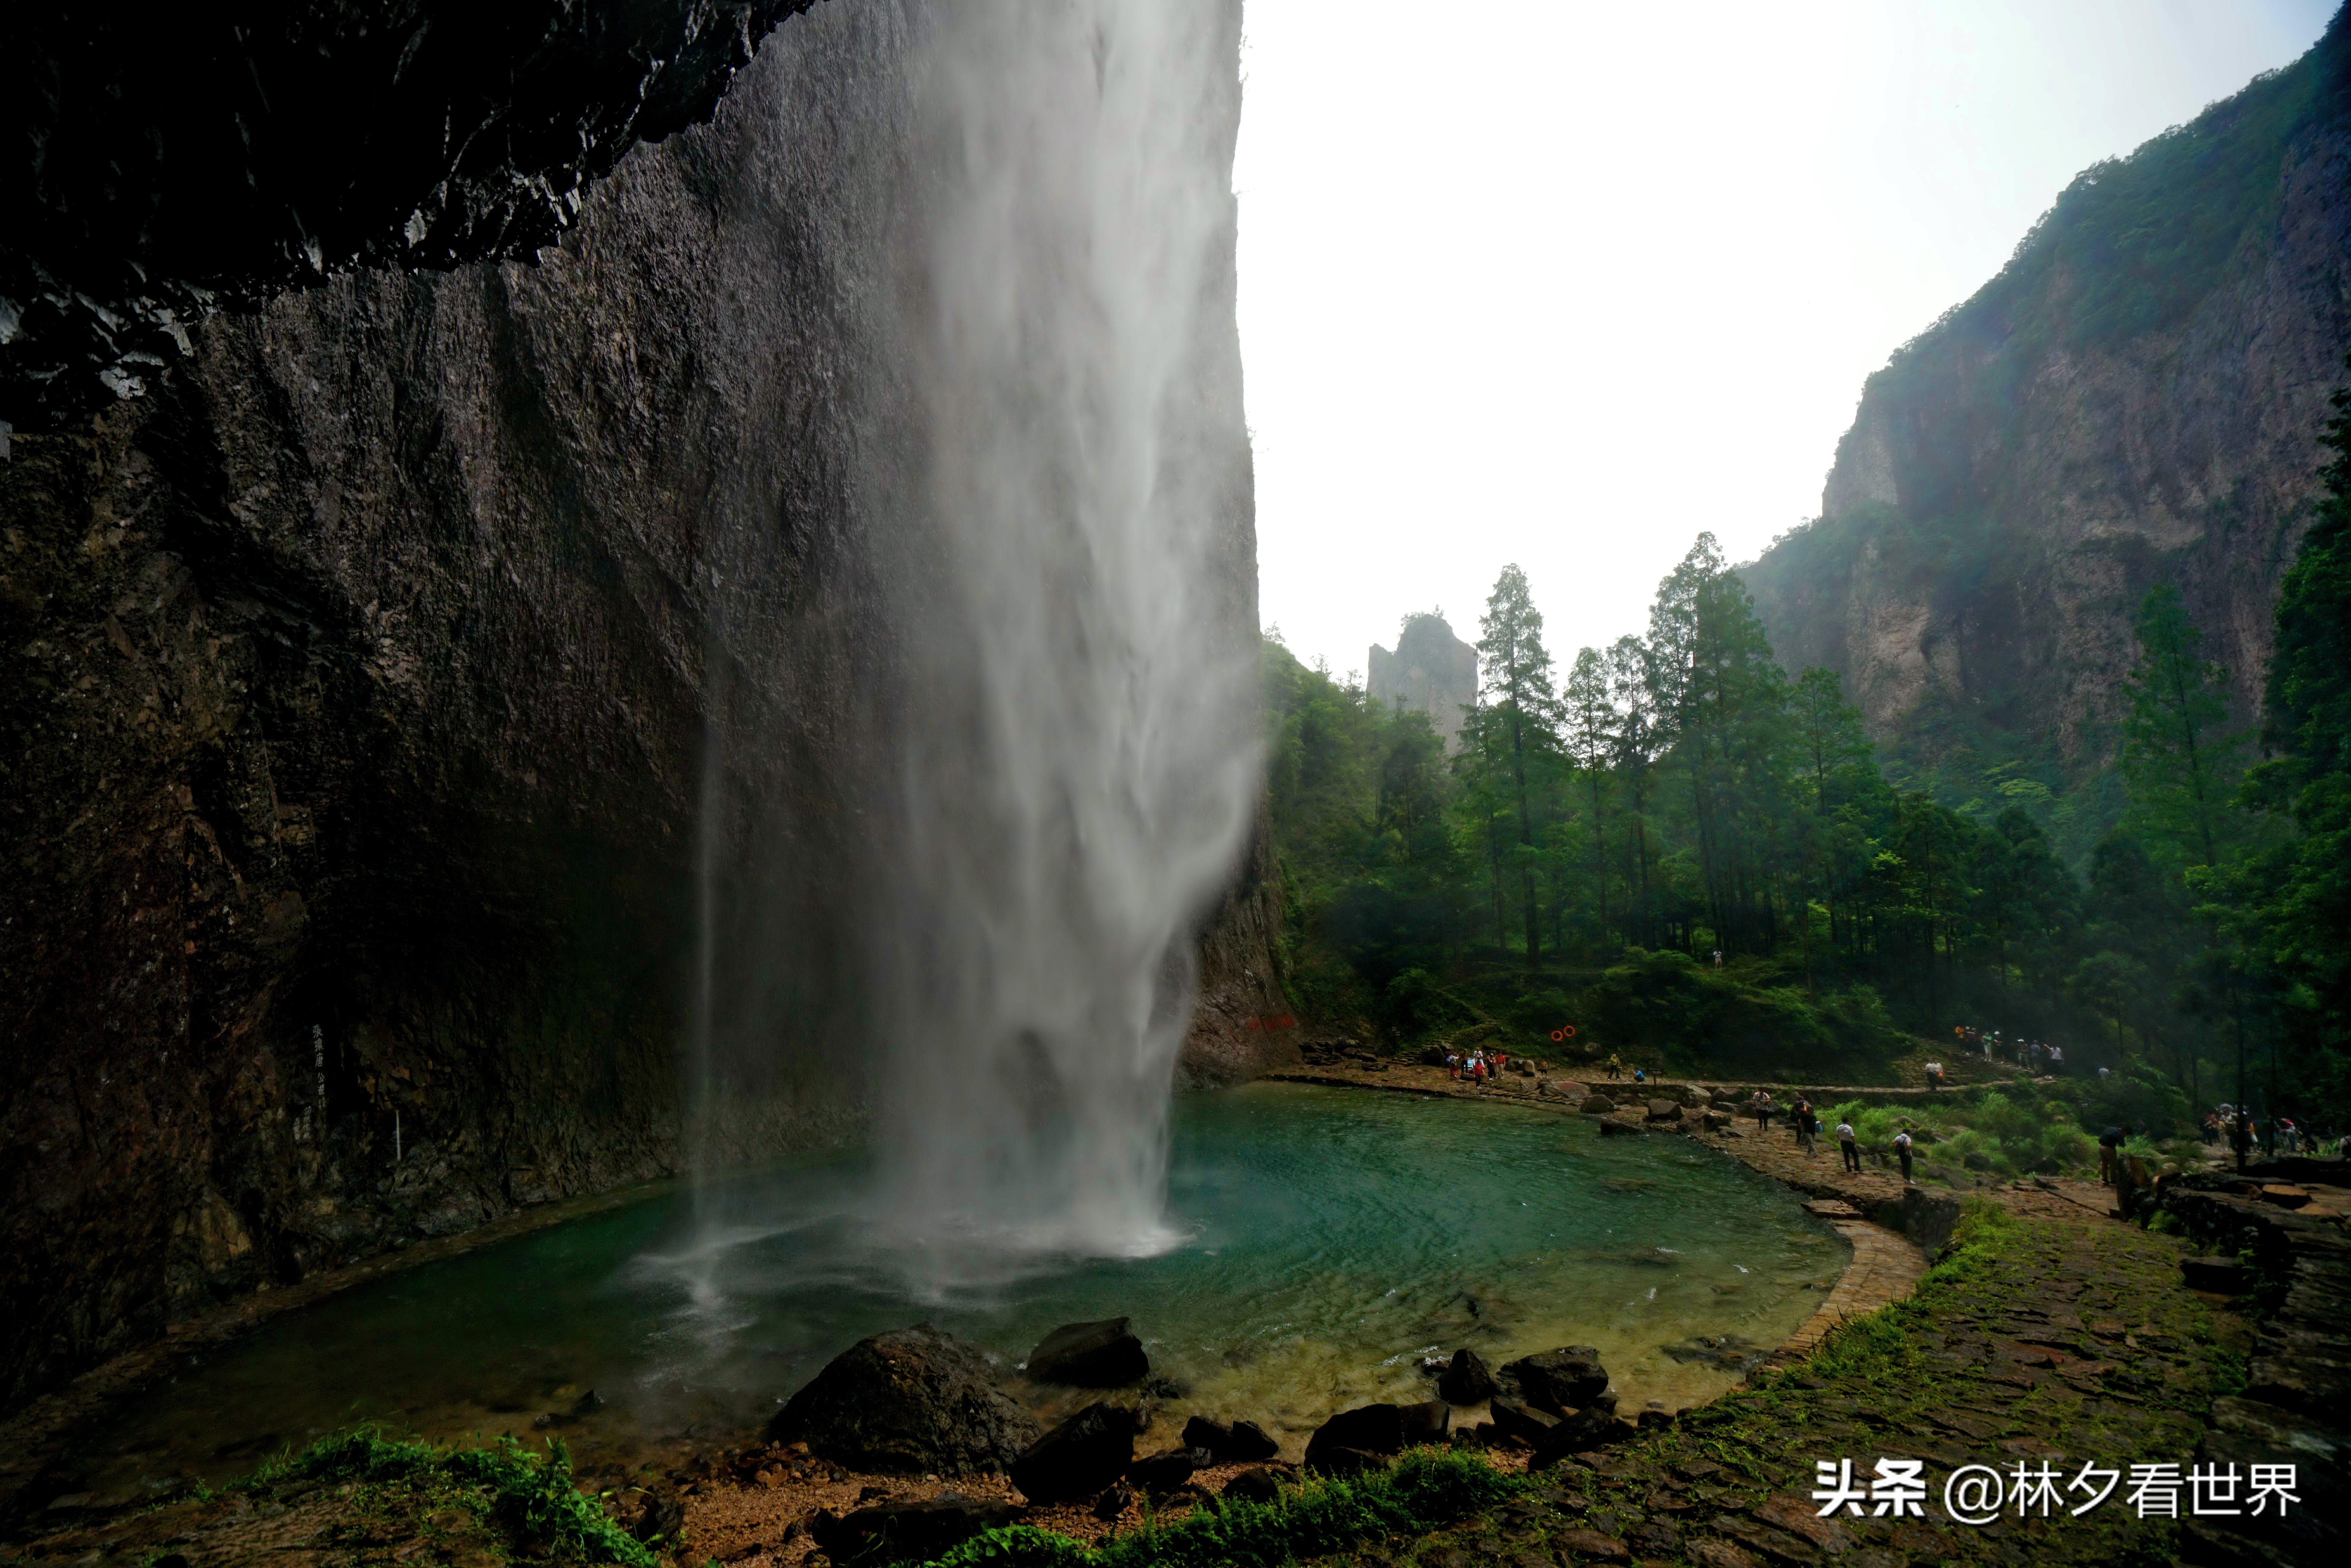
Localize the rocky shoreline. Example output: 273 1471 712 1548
5 1072 2341 1567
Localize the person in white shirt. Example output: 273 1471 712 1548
1894 1128 1915 1184
1835 1119 1860 1173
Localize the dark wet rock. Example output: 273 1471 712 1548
1304 1403 1407 1472
1127 1448 1206 1494
1488 1398 1560 1447
1646 1099 1684 1122
1091 1482 1132 1521
1026 1317 1149 1387
2182 1256 2254 1293
1400 1399 1450 1446
1010 1402 1136 1504
632 1487 686 1546
1582 1094 1618 1114
767 1324 1038 1475
1598 1120 1649 1137
808 1496 1017 1562
1306 1446 1389 1478
1223 1418 1282 1462
1223 1467 1285 1504
1180 1415 1280 1462
1437 1347 1499 1406
1528 1406 1630 1467
1500 1346 1612 1413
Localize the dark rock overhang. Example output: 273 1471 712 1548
0 0 818 434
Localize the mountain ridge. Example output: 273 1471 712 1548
1742 5 2351 856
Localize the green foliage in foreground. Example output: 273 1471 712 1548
927 1448 1519 1568
1746 1198 2021 1398
238 1429 654 1567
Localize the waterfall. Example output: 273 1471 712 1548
857 0 1258 1272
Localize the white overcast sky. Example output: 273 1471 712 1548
1237 0 2341 682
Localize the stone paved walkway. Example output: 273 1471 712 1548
1766 1216 1928 1369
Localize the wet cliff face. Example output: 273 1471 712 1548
1742 19 2351 840
2 1 818 431
0 0 1287 1412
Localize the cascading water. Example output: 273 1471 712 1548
862 0 1260 1271
680 0 1260 1287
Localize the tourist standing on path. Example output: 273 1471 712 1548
2099 1124 2124 1185
1606 1053 1623 1080
1924 1062 1943 1092
1794 1097 1816 1155
1750 1089 1774 1132
1835 1118 1861 1173
1894 1128 1914 1185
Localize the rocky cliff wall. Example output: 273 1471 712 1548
0 0 1286 1412
1742 12 2351 840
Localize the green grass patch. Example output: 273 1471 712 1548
928 1448 1520 1568
235 1428 653 1567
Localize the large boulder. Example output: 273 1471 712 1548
1541 1078 1591 1101
1436 1347 1499 1407
1025 1317 1149 1387
1010 1402 1136 1504
1581 1094 1617 1114
1645 1099 1683 1122
1303 1403 1406 1473
766 1324 1038 1475
1500 1347 1612 1415
809 1496 1018 1562
1680 1085 1713 1108
1181 1415 1282 1463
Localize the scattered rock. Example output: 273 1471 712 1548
1501 1347 1612 1413
808 1496 1018 1562
1091 1482 1132 1521
1304 1403 1407 1472
1646 1099 1684 1122
1581 1094 1617 1114
1437 1347 1499 1406
1223 1467 1285 1504
1702 1109 1732 1130
1542 1078 1592 1101
1598 1119 1646 1137
1026 1317 1149 1387
1010 1402 1137 1504
767 1324 1039 1474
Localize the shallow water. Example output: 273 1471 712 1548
78 1085 1843 1491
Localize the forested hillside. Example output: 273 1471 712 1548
1267 368 2351 1127
1742 6 2351 867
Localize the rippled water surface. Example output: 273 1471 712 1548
82 1085 1844 1490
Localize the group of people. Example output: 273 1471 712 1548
1444 1047 1508 1083
1749 1089 1912 1182
2202 1104 2335 1164
1949 1025 2065 1075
